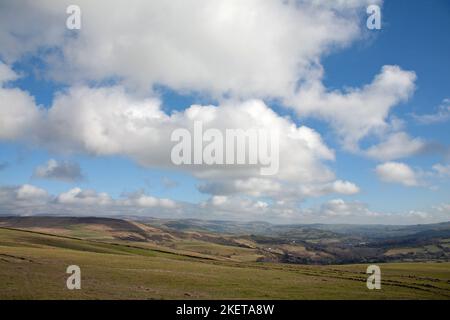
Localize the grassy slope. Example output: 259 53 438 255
1 227 449 300
0 217 266 262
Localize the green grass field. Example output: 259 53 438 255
1 227 449 300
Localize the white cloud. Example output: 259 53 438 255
366 132 426 161
1 2 402 168
55 187 179 211
375 161 419 187
0 62 18 83
433 163 450 178
0 185 180 217
33 159 84 182
0 0 378 98
47 88 335 184
0 184 449 224
198 178 359 201
312 199 450 224
198 178 282 197
0 2 401 207
210 195 228 207
319 199 379 218
325 180 361 195
15 184 49 201
1 2 415 165
434 203 450 213
0 63 40 141
0 83 357 201
120 193 177 209
287 65 417 150
0 184 49 215
412 99 450 125
405 210 429 220
200 195 273 220
56 188 112 206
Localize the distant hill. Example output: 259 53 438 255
138 216 450 239
0 216 175 242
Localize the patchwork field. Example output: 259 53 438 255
1 226 449 300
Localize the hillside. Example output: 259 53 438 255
1 216 450 265
0 226 449 299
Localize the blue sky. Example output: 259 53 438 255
0 0 449 223
317 0 450 212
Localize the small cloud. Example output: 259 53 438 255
411 99 450 125
433 163 450 178
56 187 111 206
121 193 177 209
375 161 419 187
366 132 426 161
406 210 429 220
33 159 84 182
320 199 377 218
16 184 49 201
